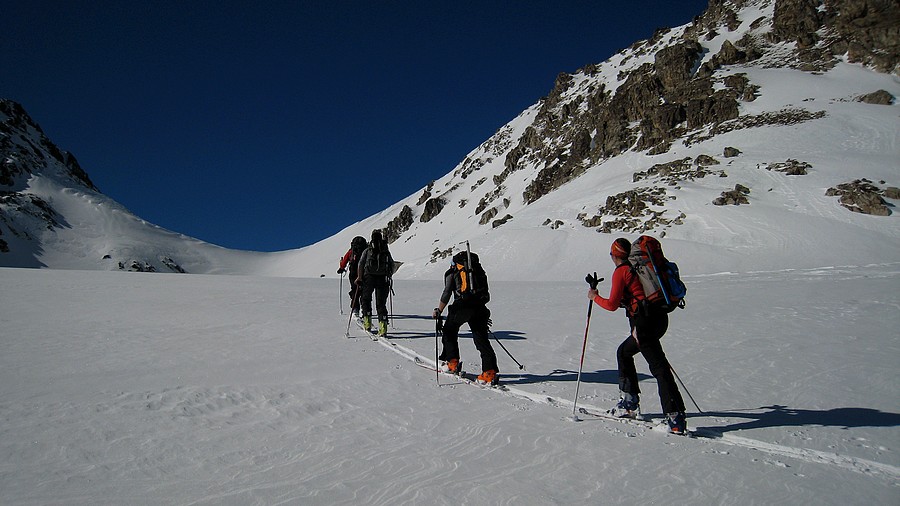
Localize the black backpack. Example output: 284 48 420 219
351 236 367 255
451 251 490 304
347 236 367 275
365 243 393 277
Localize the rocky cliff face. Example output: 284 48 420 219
770 0 900 72
375 0 898 251
512 0 897 206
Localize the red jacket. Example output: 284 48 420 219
592 263 645 316
339 249 354 270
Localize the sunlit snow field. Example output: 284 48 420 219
1 264 897 505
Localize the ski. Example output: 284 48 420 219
413 357 507 391
369 330 689 436
575 406 693 436
354 317 379 341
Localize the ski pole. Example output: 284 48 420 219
339 266 345 315
488 329 525 370
389 278 394 328
572 273 602 421
435 315 443 385
345 281 361 337
670 365 703 413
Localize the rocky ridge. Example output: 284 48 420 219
370 0 898 262
0 101 189 272
1 0 897 274
0 101 96 255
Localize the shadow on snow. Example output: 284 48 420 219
697 405 900 434
500 369 652 386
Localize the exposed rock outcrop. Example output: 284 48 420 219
858 89 895 104
765 159 811 175
826 178 894 215
384 205 414 243
714 184 751 205
420 197 446 223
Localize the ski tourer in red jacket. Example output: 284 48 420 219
587 237 687 434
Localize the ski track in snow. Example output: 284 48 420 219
2 265 899 504
362 327 900 483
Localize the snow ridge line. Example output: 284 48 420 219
368 334 900 482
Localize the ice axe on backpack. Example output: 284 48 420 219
571 272 603 421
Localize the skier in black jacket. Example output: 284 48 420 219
356 230 394 337
432 251 498 385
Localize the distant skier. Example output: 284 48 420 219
432 250 498 385
587 238 687 434
356 230 394 337
338 236 367 316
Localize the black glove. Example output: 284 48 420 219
585 272 603 289
432 308 441 319
337 268 345 274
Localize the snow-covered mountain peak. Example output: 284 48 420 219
2 0 898 279
1 100 96 192
363 0 900 279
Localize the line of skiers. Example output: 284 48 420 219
338 231 687 434
338 230 394 337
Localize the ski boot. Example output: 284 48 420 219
440 358 461 375
362 315 372 333
610 392 641 419
667 412 687 435
378 319 388 337
476 369 499 386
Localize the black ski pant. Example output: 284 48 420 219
439 301 498 373
617 311 686 414
360 275 389 322
348 267 360 310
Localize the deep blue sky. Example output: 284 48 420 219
4 0 709 251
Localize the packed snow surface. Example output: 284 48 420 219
2 1 899 503
1 264 897 504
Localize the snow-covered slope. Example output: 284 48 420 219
2 0 898 279
1 265 897 504
2 3 899 502
314 0 900 280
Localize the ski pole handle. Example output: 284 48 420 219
585 272 603 289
